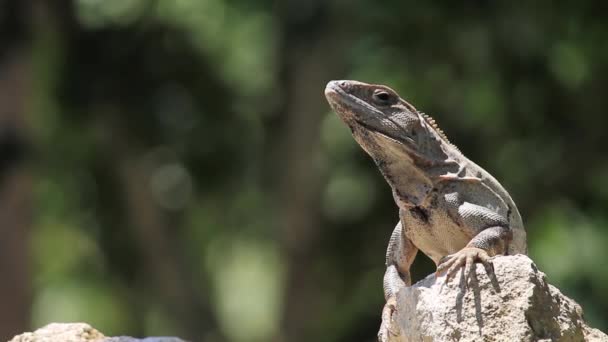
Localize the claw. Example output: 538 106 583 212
378 297 399 341
435 254 455 276
436 247 493 283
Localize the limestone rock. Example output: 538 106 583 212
381 255 608 342
9 323 187 342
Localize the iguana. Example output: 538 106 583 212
324 80 526 341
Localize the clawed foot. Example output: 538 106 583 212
378 297 399 342
436 247 494 284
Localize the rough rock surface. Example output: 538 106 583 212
382 255 608 342
9 323 187 342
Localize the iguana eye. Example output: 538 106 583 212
372 89 392 105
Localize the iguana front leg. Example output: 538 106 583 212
379 222 417 342
436 226 511 280
437 200 513 282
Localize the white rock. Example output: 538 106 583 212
9 323 187 342
381 255 608 342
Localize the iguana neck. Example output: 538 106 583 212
324 79 469 206
358 126 461 207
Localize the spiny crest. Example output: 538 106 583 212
419 112 461 153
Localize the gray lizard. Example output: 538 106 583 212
324 80 526 340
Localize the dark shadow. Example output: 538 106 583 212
454 263 503 333
455 267 467 322
485 262 502 293
470 269 484 335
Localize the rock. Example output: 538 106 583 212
380 255 608 342
9 323 188 342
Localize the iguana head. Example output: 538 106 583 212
324 80 451 165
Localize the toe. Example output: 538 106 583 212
478 250 491 263
438 254 452 265
436 256 455 275
446 255 465 281
473 249 494 277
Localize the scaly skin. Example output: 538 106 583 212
324 80 526 341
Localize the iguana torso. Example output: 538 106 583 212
391 148 526 261
324 80 526 341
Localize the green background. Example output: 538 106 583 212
0 1 606 341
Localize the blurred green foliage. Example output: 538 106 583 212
7 0 606 341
